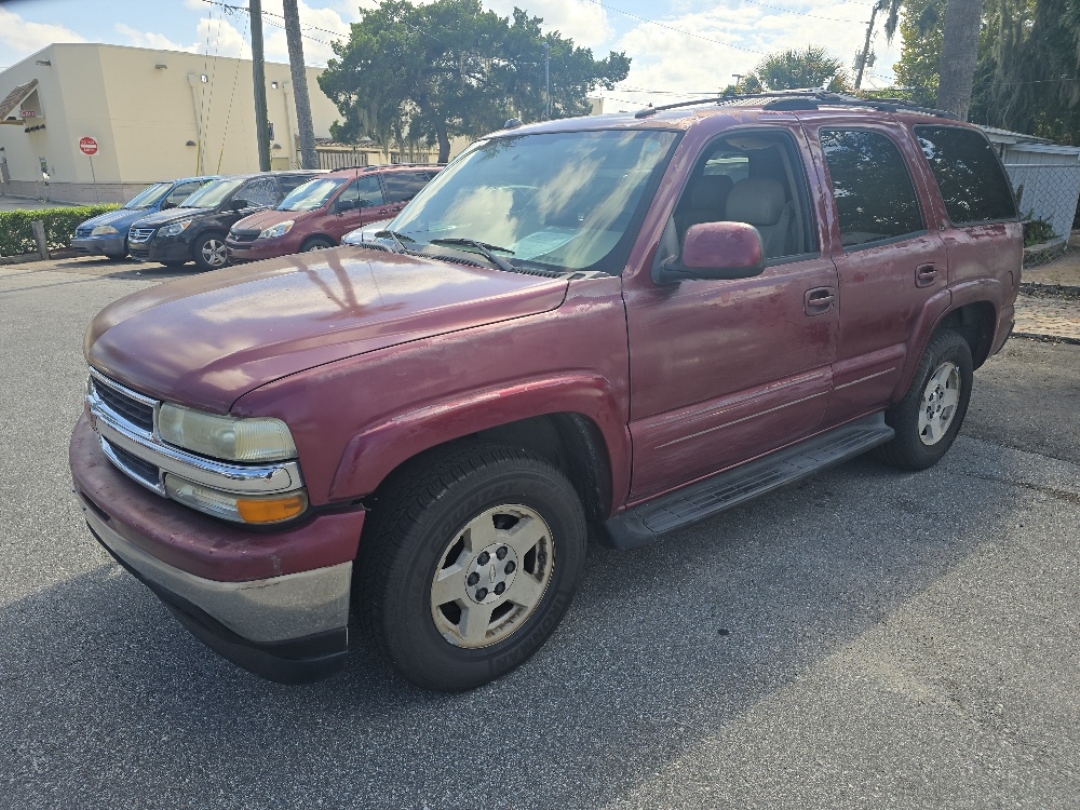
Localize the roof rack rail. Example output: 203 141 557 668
633 90 959 121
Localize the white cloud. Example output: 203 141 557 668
258 0 354 66
115 14 250 59
0 8 86 65
601 2 900 111
484 0 614 51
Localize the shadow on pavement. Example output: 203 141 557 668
0 444 1027 809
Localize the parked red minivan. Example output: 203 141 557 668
226 164 441 261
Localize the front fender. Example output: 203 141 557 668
328 374 632 504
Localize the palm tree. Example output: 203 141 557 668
877 0 981 119
750 47 848 92
283 0 319 170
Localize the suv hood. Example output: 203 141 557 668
85 248 569 412
232 208 309 232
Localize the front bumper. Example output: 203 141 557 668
129 237 190 263
72 234 126 256
70 414 365 683
226 237 295 262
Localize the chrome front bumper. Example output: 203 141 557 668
79 492 352 683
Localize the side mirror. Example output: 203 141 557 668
334 198 357 213
160 200 176 210
230 198 251 211
653 221 765 284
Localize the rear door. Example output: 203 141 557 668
800 116 950 426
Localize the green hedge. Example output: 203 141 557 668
0 204 120 257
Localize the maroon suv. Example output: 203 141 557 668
226 164 440 261
71 93 1021 692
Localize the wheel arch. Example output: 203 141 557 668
329 379 629 522
300 234 337 250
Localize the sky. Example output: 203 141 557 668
0 0 902 112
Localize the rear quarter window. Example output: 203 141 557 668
914 126 1018 225
382 172 431 203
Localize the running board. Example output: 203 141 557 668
601 413 894 550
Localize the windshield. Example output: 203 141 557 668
123 183 171 210
278 177 349 211
389 129 679 273
180 177 245 209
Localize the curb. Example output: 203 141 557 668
1019 281 1080 299
1013 332 1080 347
0 248 83 266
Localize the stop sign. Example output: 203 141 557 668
79 136 98 156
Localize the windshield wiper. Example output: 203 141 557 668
374 229 414 253
429 238 515 272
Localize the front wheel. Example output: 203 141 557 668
357 444 587 691
301 236 335 252
192 232 229 271
878 330 973 471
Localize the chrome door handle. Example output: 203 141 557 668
916 264 937 287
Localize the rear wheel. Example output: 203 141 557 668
193 232 229 271
878 330 973 470
357 443 587 691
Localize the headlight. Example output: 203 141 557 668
158 403 297 462
258 220 294 239
90 225 119 236
160 220 193 238
164 474 308 524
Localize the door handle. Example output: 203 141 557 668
804 287 836 315
916 264 937 287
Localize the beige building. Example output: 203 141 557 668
0 43 444 204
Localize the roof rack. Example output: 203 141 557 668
633 90 959 121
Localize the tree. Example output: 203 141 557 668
318 0 629 162
747 47 848 92
877 0 983 119
283 0 319 170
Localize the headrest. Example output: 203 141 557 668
689 174 733 210
725 177 787 226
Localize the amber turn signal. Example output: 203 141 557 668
236 494 308 524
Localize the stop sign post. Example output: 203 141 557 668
79 136 100 202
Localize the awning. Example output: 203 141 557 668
0 78 39 124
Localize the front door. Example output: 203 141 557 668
624 126 838 503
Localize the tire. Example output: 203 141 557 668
877 330 973 471
301 236 335 252
104 242 128 260
357 443 587 692
192 232 229 271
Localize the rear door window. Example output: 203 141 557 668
339 175 384 207
820 129 926 248
914 125 1018 224
382 171 431 204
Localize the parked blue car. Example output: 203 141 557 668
71 176 218 259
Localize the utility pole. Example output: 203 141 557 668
543 42 551 120
250 0 272 171
853 3 878 91
283 0 319 170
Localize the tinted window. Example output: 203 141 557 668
279 174 316 194
239 178 278 207
340 175 384 206
820 130 925 247
166 181 206 206
915 125 1017 224
123 183 171 210
383 172 431 203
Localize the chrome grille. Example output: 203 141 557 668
90 372 155 433
102 438 162 491
129 227 155 243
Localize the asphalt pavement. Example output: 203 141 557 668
2 256 1079 809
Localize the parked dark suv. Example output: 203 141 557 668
72 92 1021 691
127 171 321 270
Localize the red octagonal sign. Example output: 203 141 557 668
79 136 98 156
